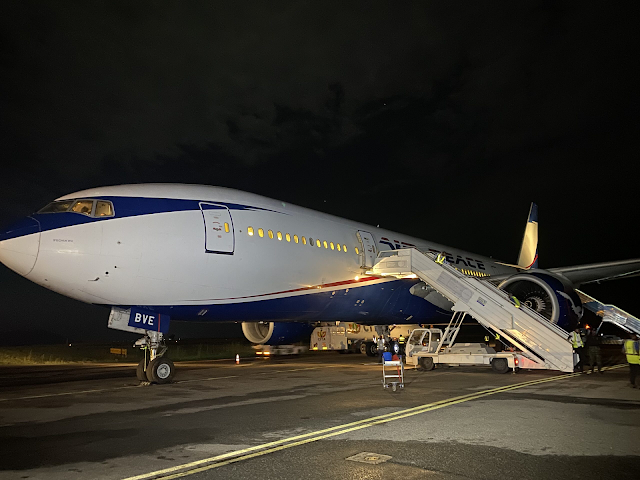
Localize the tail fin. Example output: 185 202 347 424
517 202 538 269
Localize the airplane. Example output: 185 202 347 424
1 184 639 382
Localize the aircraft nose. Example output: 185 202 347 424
0 216 41 276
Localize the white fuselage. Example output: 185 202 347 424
0 184 517 325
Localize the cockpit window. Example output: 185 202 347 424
95 201 114 217
37 199 115 218
38 200 74 213
71 200 94 215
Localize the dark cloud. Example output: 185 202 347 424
0 1 639 339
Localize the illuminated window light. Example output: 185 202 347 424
355 247 359 255
286 233 291 242
330 242 334 250
337 244 341 251
323 240 328 249
293 235 299 244
247 227 254 236
277 231 282 241
302 236 307 245
268 230 274 239
343 244 347 252
224 222 230 233
258 228 264 238
316 239 321 248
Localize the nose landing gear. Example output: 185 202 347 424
135 331 175 384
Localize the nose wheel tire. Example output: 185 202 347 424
146 357 176 384
136 360 147 381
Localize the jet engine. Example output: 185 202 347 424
241 321 314 345
498 271 583 331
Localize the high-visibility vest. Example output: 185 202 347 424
570 331 584 348
624 339 640 364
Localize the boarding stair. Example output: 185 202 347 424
576 290 640 335
370 249 575 372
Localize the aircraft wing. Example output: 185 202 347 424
549 259 640 285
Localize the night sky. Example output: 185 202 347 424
1 2 638 343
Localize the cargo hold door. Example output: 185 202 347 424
200 203 234 254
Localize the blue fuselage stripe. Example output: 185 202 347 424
1 196 282 240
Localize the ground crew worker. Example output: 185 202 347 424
623 333 639 388
585 329 603 374
494 333 502 353
568 326 585 372
509 295 521 308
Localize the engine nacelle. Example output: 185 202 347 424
498 271 583 331
241 321 314 345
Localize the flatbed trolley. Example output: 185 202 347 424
382 352 404 392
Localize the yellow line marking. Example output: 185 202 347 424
124 367 629 480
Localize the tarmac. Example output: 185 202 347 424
0 353 638 480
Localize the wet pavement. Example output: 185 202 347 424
0 354 638 479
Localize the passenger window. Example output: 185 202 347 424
224 222 230 233
268 230 274 239
38 200 74 213
95 201 114 217
285 233 291 242
277 231 282 241
337 244 341 252
294 235 299 244
330 242 334 250
343 245 347 252
323 240 328 249
71 200 94 216
258 228 264 238
302 236 307 245
247 227 254 236
309 238 314 246
355 247 359 255
316 239 321 248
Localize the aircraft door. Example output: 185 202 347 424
200 203 234 254
356 230 377 268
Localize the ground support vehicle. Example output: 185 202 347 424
253 344 308 356
371 249 576 373
310 323 418 355
405 327 544 373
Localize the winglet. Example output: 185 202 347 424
517 202 538 269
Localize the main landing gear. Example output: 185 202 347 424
135 331 175 384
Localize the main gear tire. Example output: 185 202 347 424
365 342 378 357
146 357 176 384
